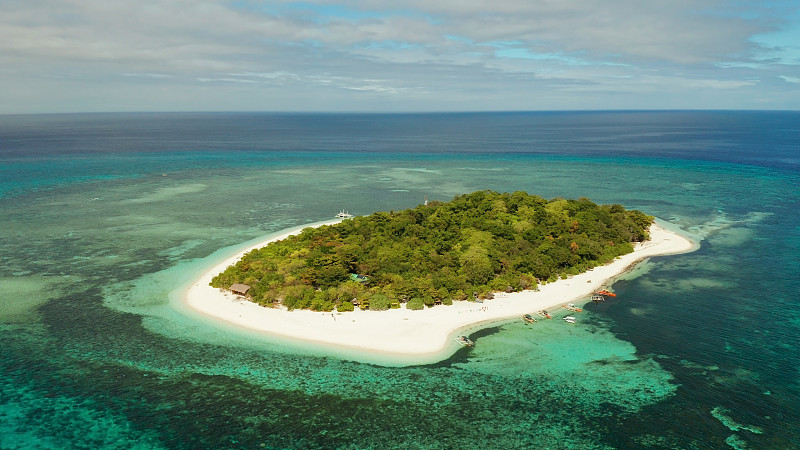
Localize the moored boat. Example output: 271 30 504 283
563 303 583 312
336 210 353 218
537 310 552 319
591 294 605 303
595 289 616 297
523 314 537 324
455 336 474 347
564 316 576 324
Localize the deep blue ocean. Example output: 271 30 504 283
1 111 798 449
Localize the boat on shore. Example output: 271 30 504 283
455 336 474 347
563 303 583 312
523 314 537 324
564 316 576 324
591 294 605 303
595 289 616 297
537 310 552 319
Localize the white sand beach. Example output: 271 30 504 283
184 220 696 357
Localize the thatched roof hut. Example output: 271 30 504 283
230 283 251 296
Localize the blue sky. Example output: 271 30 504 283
1 0 799 113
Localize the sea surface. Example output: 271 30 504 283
0 111 798 449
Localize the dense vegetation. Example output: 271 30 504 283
211 191 653 312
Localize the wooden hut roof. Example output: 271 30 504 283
230 283 251 295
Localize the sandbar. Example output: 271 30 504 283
183 219 696 359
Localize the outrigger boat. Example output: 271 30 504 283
564 316 576 324
563 303 583 312
536 310 552 319
523 314 537 324
455 336 474 347
595 289 616 297
591 294 605 303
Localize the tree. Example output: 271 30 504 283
370 294 391 311
459 245 493 285
210 190 653 312
407 297 425 310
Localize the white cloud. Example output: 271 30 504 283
123 73 173 79
689 79 760 89
196 77 258 84
0 0 798 112
228 72 301 80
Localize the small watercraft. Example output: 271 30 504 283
523 314 537 324
336 210 353 218
564 316 576 324
595 290 616 297
537 310 552 319
591 294 605 303
455 336 474 347
563 303 583 312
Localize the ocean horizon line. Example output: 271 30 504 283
2 108 799 118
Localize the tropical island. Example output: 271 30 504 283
210 191 654 312
183 190 695 361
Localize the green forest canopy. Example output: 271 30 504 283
211 191 653 312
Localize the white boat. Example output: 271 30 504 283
523 314 537 324
336 210 353 218
564 316 576 324
455 336 474 347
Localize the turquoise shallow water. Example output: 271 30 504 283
1 112 798 448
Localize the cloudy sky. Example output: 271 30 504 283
2 0 799 113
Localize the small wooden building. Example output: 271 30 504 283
230 283 251 296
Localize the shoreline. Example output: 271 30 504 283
182 219 697 361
